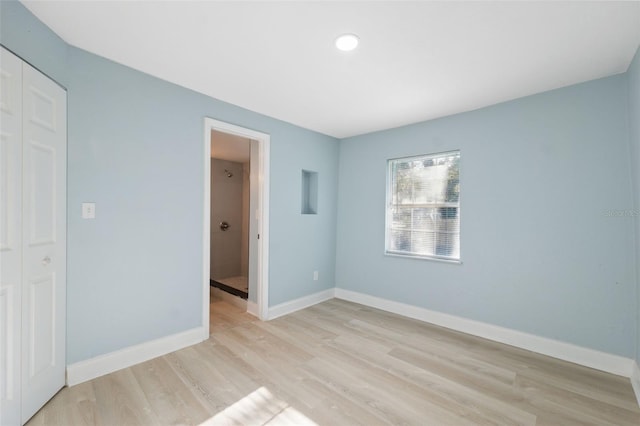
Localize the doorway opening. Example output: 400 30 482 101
202 119 270 335
210 132 251 303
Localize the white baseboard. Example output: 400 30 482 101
268 288 335 320
247 300 259 317
334 288 635 378
66 326 207 386
632 361 640 407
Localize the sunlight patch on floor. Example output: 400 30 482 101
198 387 317 426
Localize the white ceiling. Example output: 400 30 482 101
211 130 250 163
21 1 640 139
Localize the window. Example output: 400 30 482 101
386 151 460 261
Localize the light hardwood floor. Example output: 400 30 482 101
28 295 640 425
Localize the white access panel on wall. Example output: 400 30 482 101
0 46 67 425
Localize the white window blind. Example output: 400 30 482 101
386 151 460 261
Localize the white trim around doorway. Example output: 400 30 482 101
203 118 270 334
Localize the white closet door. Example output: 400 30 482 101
0 47 24 426
20 58 67 423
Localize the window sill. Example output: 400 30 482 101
384 251 462 265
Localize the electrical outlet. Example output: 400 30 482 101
313 271 319 281
82 202 96 219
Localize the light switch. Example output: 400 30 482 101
82 202 96 219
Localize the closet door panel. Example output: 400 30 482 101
26 141 55 245
0 47 23 426
21 60 66 424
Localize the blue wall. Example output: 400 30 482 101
627 46 640 366
2 1 339 364
336 75 636 357
0 0 68 86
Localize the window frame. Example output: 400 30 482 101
385 150 461 263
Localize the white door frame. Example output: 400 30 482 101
202 118 270 332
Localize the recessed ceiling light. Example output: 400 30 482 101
335 34 359 51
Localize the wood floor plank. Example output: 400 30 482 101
91 368 160 425
514 373 640 425
26 382 99 426
130 357 211 425
303 353 478 426
165 345 252 413
328 334 536 426
26 296 640 425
